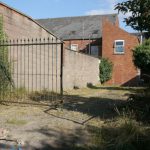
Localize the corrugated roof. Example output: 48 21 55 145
36 14 118 40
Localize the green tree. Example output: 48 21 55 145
115 0 150 35
99 58 113 84
133 39 150 74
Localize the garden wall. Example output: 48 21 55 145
63 48 100 90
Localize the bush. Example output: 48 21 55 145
0 16 13 96
99 58 113 84
133 39 150 74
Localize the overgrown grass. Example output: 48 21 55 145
6 118 27 126
87 89 150 150
120 89 150 123
67 115 150 150
0 88 59 103
29 89 58 102
0 87 27 101
87 116 150 150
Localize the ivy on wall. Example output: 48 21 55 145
0 16 13 96
99 58 113 84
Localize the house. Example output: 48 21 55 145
37 15 139 86
37 14 119 56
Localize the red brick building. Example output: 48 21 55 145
37 14 139 86
102 20 139 85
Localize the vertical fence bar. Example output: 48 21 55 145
27 39 30 95
43 38 46 100
56 39 58 99
0 40 1 101
47 38 50 101
12 40 16 97
32 38 34 93
35 38 38 92
0 40 3 101
9 40 12 101
20 39 22 99
24 39 26 100
2 40 4 100
0 40 2 100
60 42 63 96
39 38 42 92
52 38 54 101
17 39 19 97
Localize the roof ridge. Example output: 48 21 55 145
36 13 118 20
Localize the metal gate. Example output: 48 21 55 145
0 38 63 103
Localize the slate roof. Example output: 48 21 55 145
36 14 118 40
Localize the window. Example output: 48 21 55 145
114 40 125 54
71 44 78 51
90 46 99 56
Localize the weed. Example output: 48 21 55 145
29 89 58 102
6 118 27 126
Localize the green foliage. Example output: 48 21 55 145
99 58 113 84
115 0 150 34
133 39 150 74
0 16 13 96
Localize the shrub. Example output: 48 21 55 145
0 16 13 97
99 58 113 84
133 39 150 74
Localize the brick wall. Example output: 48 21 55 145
102 20 139 86
64 39 102 55
63 48 99 90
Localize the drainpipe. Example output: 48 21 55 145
89 35 91 55
140 33 143 44
138 31 143 84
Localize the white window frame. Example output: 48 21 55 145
71 44 78 51
114 40 125 54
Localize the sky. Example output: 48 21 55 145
0 0 134 32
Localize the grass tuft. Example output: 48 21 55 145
6 118 27 126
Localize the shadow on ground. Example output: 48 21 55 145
30 92 126 122
87 84 143 92
25 128 89 150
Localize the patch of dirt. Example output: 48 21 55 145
0 86 139 149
